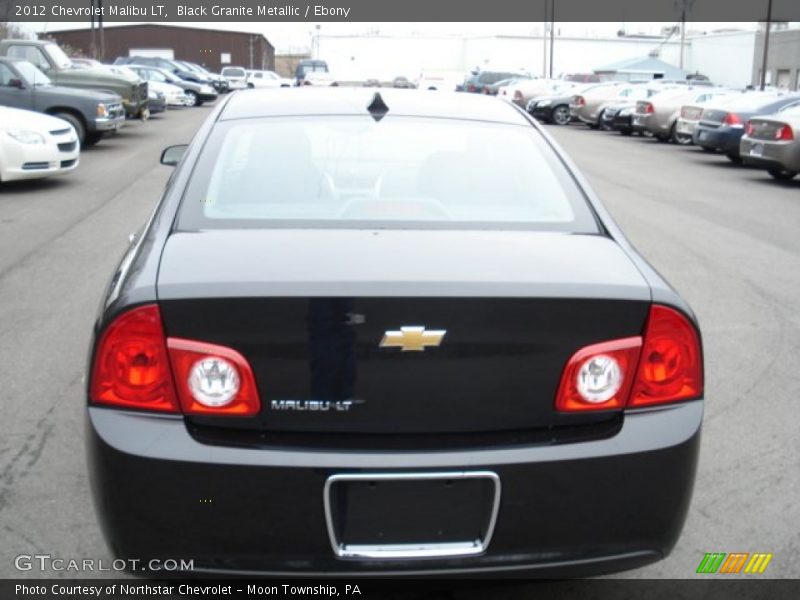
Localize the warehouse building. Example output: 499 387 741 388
752 28 800 90
41 24 274 72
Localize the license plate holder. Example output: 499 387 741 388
750 142 764 157
324 472 501 559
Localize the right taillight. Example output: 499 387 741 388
629 305 703 408
775 124 794 141
644 102 654 114
555 304 703 412
575 96 585 107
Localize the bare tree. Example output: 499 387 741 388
0 21 27 40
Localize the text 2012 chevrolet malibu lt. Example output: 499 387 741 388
87 89 703 577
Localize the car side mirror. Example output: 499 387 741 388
160 144 188 166
8 78 24 89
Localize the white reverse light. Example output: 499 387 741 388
188 357 240 407
576 355 622 404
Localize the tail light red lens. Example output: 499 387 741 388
514 90 523 101
90 305 179 413
90 305 261 416
723 112 742 126
556 305 702 412
745 121 755 136
644 102 654 114
167 339 260 415
775 124 794 141
629 305 703 407
576 96 585 106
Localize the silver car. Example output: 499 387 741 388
740 103 800 180
636 88 738 144
570 82 675 129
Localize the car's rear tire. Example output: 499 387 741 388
726 153 743 164
551 105 571 126
673 132 692 145
53 112 85 145
185 91 198 107
767 168 798 181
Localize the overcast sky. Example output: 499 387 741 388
21 21 760 54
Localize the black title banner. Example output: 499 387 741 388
1 0 800 23
3 579 800 600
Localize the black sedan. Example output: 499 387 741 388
600 102 638 135
526 92 574 125
87 88 704 578
693 92 800 162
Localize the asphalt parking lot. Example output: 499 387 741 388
0 103 798 581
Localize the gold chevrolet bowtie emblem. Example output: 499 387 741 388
380 326 446 352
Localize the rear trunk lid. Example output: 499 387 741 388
157 230 651 438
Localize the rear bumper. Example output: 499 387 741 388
675 118 697 138
693 125 742 154
739 138 800 172
87 400 702 577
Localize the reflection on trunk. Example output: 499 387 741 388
307 298 356 401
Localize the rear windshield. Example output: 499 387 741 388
299 63 329 75
176 116 599 233
720 93 785 111
478 72 518 85
222 68 246 77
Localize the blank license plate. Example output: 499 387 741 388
325 472 499 558
750 143 764 157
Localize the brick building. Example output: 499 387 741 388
42 23 274 72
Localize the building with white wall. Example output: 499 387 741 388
686 30 757 88
316 29 759 88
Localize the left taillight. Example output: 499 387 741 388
90 304 180 413
723 112 742 126
90 305 261 416
555 304 703 412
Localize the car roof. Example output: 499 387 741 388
219 88 532 125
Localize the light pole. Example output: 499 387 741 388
549 0 555 78
541 1 548 78
760 0 773 90
97 0 104 61
674 0 696 70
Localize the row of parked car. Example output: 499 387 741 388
486 75 800 182
0 38 293 184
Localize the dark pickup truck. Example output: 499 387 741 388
0 39 148 118
0 58 125 145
